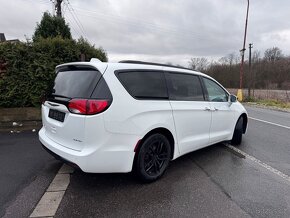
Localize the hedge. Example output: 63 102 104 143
0 37 107 108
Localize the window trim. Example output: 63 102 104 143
201 76 230 102
165 71 206 102
114 69 169 101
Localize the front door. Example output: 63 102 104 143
202 77 236 144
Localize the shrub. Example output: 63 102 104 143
0 37 107 107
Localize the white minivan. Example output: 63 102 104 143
39 59 248 182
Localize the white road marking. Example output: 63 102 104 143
30 164 74 218
30 191 65 217
249 116 290 130
47 174 70 192
225 144 290 183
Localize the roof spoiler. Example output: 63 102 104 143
90 58 102 63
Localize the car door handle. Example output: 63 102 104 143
214 107 219 111
204 107 211 111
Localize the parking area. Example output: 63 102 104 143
1 105 290 218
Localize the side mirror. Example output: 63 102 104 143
229 94 237 103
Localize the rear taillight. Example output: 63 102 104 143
87 100 109 115
68 99 110 115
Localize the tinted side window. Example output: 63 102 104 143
167 73 204 101
203 78 228 102
117 71 168 99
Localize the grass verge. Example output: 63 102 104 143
245 98 290 110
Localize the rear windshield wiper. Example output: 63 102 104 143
49 94 72 100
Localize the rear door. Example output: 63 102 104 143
43 65 103 151
166 72 212 155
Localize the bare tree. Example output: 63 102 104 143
189 48 290 91
264 47 283 62
227 53 238 66
252 50 261 63
188 57 209 72
218 53 240 66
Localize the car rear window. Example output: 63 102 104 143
117 71 168 99
52 70 102 98
167 73 204 101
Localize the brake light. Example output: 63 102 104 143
87 100 109 115
68 99 110 115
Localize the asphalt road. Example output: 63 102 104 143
54 105 290 218
0 131 61 218
1 105 290 218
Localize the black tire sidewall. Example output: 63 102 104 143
231 117 243 145
136 133 171 182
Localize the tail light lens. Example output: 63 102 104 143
68 99 110 115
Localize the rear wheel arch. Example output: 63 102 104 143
133 128 174 182
135 128 175 160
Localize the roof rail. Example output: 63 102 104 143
119 60 193 71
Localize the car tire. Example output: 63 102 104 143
231 117 243 145
134 133 171 182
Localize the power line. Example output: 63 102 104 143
65 0 88 40
66 0 86 34
24 0 51 5
65 11 82 38
32 0 213 42
73 9 207 41
68 4 209 41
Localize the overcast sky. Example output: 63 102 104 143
1 0 290 66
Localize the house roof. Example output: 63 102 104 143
0 33 6 42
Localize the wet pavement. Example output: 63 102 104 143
55 149 250 218
54 106 290 218
1 105 290 218
0 131 61 218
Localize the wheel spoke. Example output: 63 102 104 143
154 160 159 173
145 159 154 172
156 155 166 161
157 141 164 154
155 158 163 170
158 153 168 160
148 146 154 155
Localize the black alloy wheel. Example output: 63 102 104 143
135 133 171 182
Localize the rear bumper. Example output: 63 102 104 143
40 142 80 169
39 127 135 173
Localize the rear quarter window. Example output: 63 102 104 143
116 71 168 99
91 77 112 99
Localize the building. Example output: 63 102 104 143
0 33 20 43
0 33 6 42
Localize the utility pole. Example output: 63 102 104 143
248 43 253 98
237 0 250 101
55 0 63 17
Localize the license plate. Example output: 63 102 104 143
48 109 65 122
